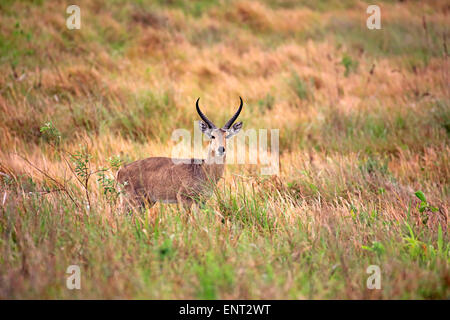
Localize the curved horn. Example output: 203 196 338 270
223 96 243 129
196 98 216 128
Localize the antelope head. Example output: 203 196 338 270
196 97 243 163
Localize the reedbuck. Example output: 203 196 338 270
117 97 243 209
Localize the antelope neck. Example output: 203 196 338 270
204 151 225 182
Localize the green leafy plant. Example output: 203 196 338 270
362 241 385 255
69 146 94 209
414 191 438 225
40 121 61 144
414 190 438 213
97 155 124 204
341 54 358 77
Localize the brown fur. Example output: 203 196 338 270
117 156 224 208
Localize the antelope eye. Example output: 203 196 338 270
211 136 215 139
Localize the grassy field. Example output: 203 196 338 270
0 0 449 299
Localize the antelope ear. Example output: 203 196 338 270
198 121 212 137
226 121 242 139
